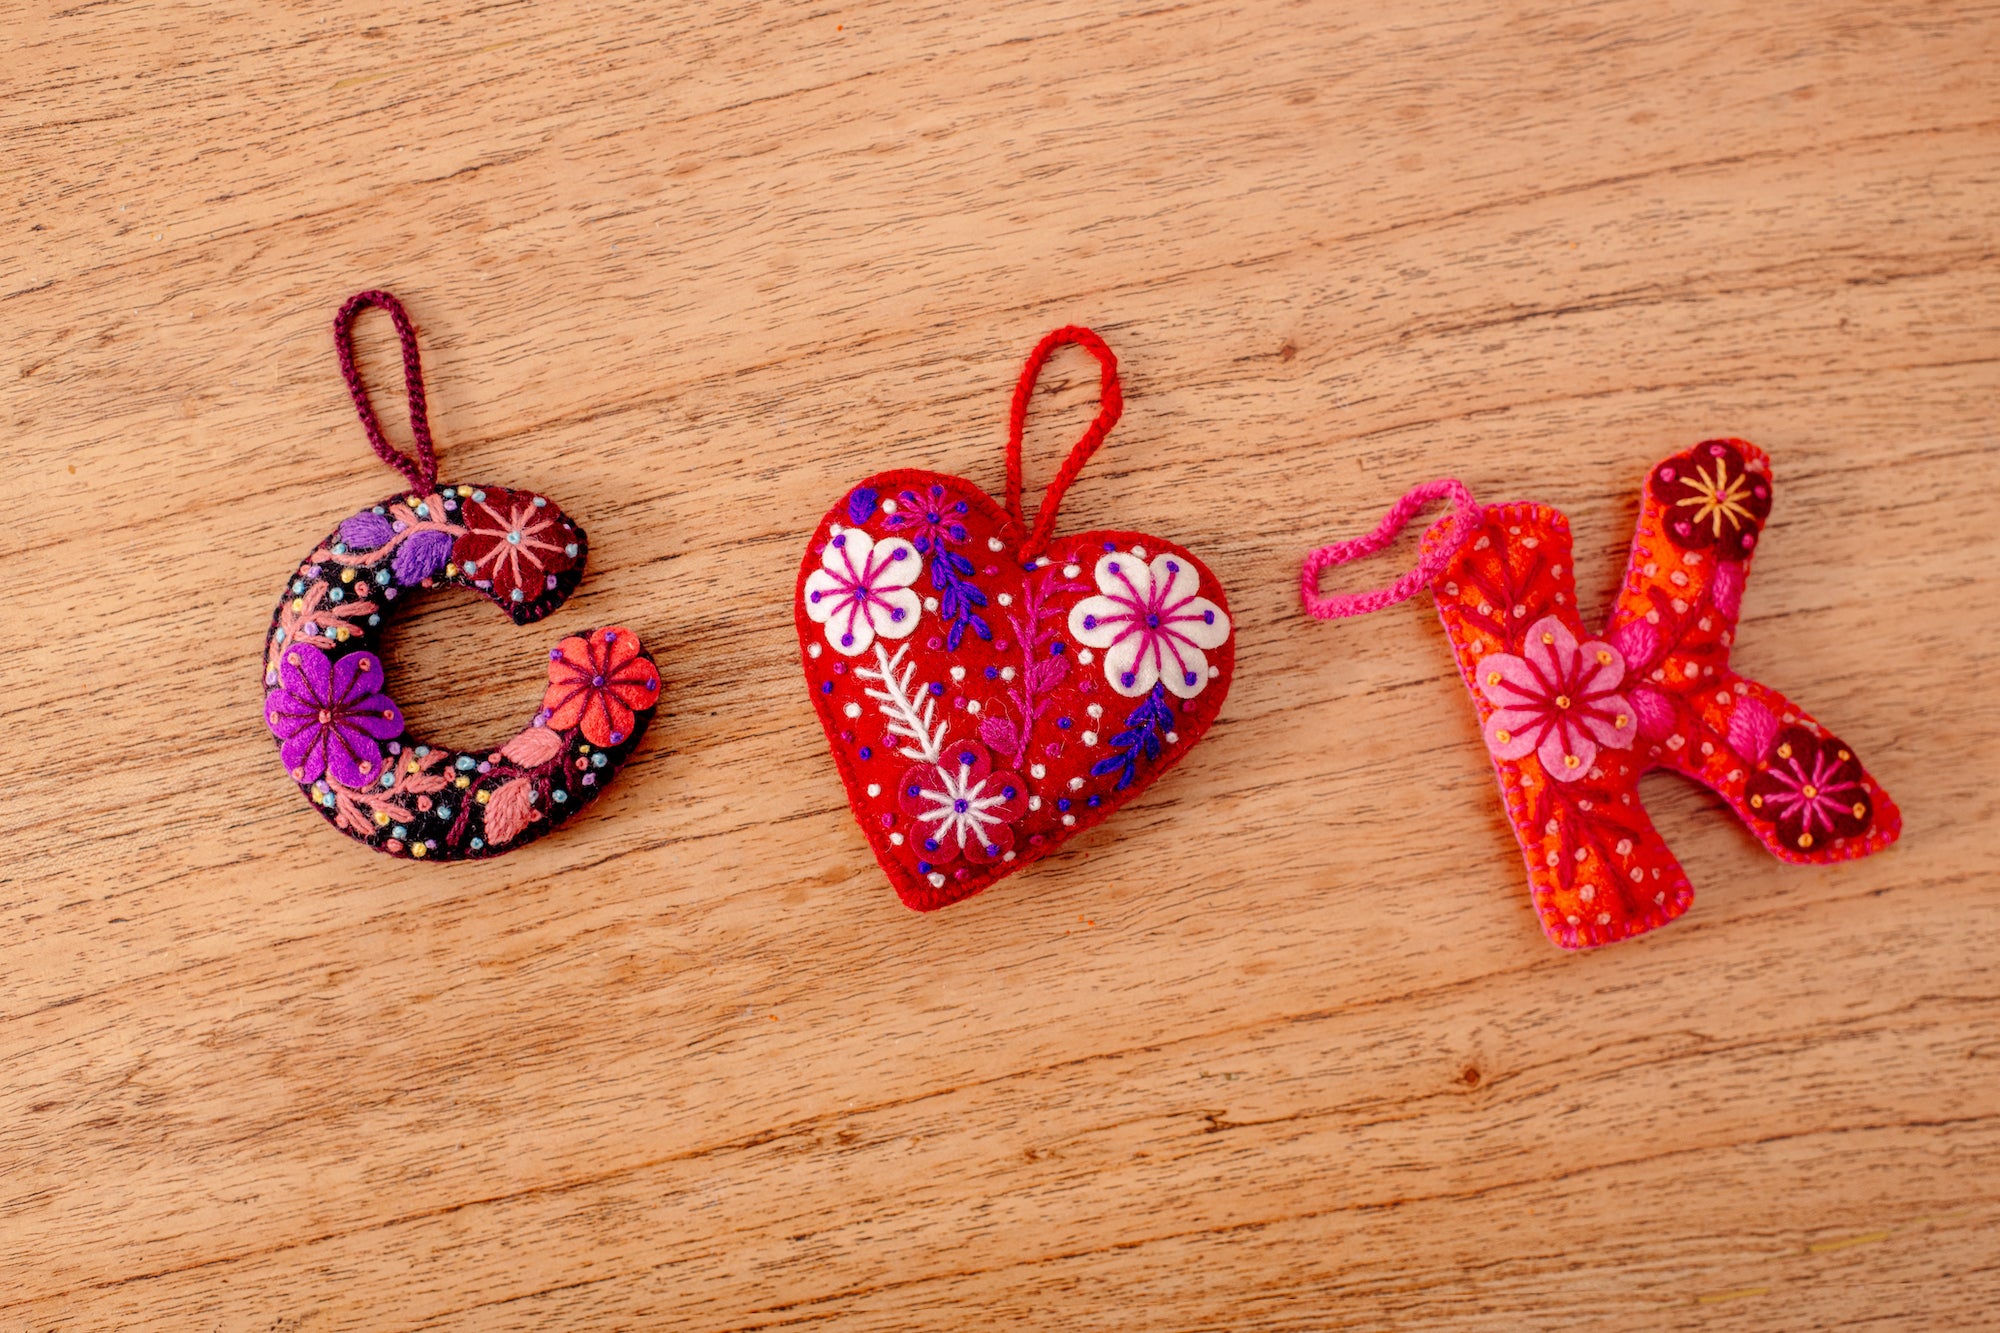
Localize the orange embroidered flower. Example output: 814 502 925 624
542 627 659 746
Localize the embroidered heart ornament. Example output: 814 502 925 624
793 329 1236 911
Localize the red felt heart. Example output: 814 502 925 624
792 330 1236 911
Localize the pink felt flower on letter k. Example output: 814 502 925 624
803 528 923 656
1475 615 1636 781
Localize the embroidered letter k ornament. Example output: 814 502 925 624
1303 439 1900 950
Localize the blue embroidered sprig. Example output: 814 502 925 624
930 548 992 650
1091 684 1175 792
884 484 991 650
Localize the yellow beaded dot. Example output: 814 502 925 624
411 843 428 858
1852 802 1867 818
1596 650 1612 665
341 568 356 583
1750 794 1763 809
1495 729 1512 744
1541 631 1556 645
1802 784 1818 799
1777 742 1792 759
1563 754 1581 769
374 811 390 826
1486 671 1501 685
1798 832 1814 849
477 790 491 804
1837 749 1851 762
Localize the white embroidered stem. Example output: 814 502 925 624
857 642 946 763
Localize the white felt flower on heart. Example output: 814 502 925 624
803 527 923 656
1068 549 1230 699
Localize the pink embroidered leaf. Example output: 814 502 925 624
1727 696 1779 763
1606 617 1659 673
979 715 1020 757
1029 657 1068 693
500 726 566 769
1710 558 1745 620
1629 685 1677 741
483 777 539 846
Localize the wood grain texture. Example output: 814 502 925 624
3 1 1996 1327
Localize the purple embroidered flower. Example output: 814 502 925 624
264 642 405 787
883 484 969 554
392 527 455 585
1474 615 1636 781
802 528 922 655
339 509 396 551
1069 549 1230 699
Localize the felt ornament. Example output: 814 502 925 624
261 290 660 861
794 327 1236 911
1301 439 1900 949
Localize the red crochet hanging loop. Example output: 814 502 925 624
334 289 439 494
1301 478 1482 619
1004 325 1124 562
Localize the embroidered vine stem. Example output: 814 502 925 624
989 563 1087 768
326 748 451 836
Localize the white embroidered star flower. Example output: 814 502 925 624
1068 549 1230 699
803 527 923 656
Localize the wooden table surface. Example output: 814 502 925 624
5 2 1996 1327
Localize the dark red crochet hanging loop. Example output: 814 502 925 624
333 289 439 494
1004 325 1123 563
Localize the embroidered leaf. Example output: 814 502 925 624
979 716 1019 756
1727 696 1779 763
1090 685 1175 791
1606 617 1659 673
483 777 538 846
500 726 566 769
340 511 395 551
403 772 451 795
1029 657 1068 693
847 487 879 524
1628 686 1676 741
392 527 455 584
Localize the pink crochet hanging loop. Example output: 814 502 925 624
1301 478 1482 618
1005 325 1124 562
334 288 439 494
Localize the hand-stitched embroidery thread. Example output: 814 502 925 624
795 327 1236 911
262 290 660 861
1302 439 1900 949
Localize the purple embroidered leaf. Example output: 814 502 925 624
1727 696 1779 764
847 487 879 525
392 527 455 585
1629 686 1676 741
340 510 396 551
979 715 1019 757
483 776 539 846
500 725 566 769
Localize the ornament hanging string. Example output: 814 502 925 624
333 289 439 494
1301 478 1483 619
1005 325 1123 562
